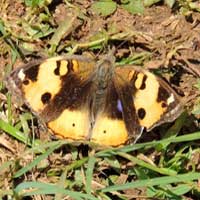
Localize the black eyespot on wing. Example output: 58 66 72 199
157 86 170 102
161 102 167 108
23 80 29 85
41 92 52 104
138 108 146 119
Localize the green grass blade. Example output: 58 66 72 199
118 152 177 176
13 142 63 178
15 181 99 200
100 172 200 192
0 119 31 145
85 156 96 194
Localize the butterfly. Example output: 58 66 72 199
5 51 182 146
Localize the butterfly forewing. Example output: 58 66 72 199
6 56 96 140
114 65 182 133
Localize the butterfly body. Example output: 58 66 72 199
6 53 182 146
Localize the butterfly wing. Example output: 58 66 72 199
113 65 182 141
6 56 97 140
91 66 144 146
90 81 136 146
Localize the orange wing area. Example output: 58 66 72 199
21 57 66 112
90 82 132 146
91 114 128 146
48 109 90 140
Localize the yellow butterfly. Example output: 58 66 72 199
6 52 182 146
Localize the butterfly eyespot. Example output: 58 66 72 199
103 130 107 134
23 80 29 85
41 92 51 104
72 123 75 127
137 108 146 120
161 102 167 108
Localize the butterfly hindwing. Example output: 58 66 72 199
90 81 130 146
112 75 144 143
